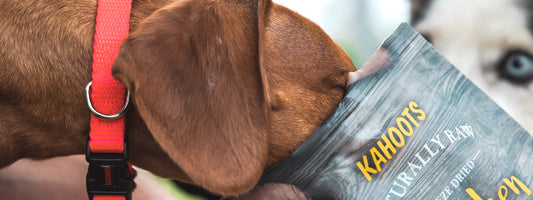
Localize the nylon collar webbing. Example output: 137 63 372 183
86 0 134 199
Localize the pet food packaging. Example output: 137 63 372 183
259 23 533 200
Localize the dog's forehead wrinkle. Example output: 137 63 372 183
207 46 221 90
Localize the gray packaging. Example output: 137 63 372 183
259 23 533 200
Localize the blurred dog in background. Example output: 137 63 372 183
410 0 533 134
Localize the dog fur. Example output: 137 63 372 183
411 0 533 134
0 0 355 196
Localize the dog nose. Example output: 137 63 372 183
347 48 391 86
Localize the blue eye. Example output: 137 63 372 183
498 50 533 85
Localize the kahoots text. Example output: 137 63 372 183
356 101 426 181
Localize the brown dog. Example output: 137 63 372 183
0 0 355 196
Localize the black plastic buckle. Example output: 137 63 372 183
86 139 133 200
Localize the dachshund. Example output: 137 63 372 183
0 0 356 197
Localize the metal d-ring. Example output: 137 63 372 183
85 81 130 119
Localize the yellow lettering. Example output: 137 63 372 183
356 155 377 181
465 176 530 200
402 107 420 127
377 134 397 159
465 188 494 200
355 101 426 182
370 147 387 172
409 101 426 121
503 176 532 196
397 117 414 136
388 127 405 147
465 188 483 200
498 186 508 200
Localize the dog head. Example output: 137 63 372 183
112 0 355 195
411 0 533 133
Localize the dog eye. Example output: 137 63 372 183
333 84 346 92
327 71 347 92
498 50 533 85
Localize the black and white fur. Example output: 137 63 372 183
411 0 533 134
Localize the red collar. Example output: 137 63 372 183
85 0 135 199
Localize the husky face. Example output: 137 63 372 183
411 0 533 133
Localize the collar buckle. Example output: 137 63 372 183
86 138 134 200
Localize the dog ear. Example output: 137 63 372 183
112 0 272 195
